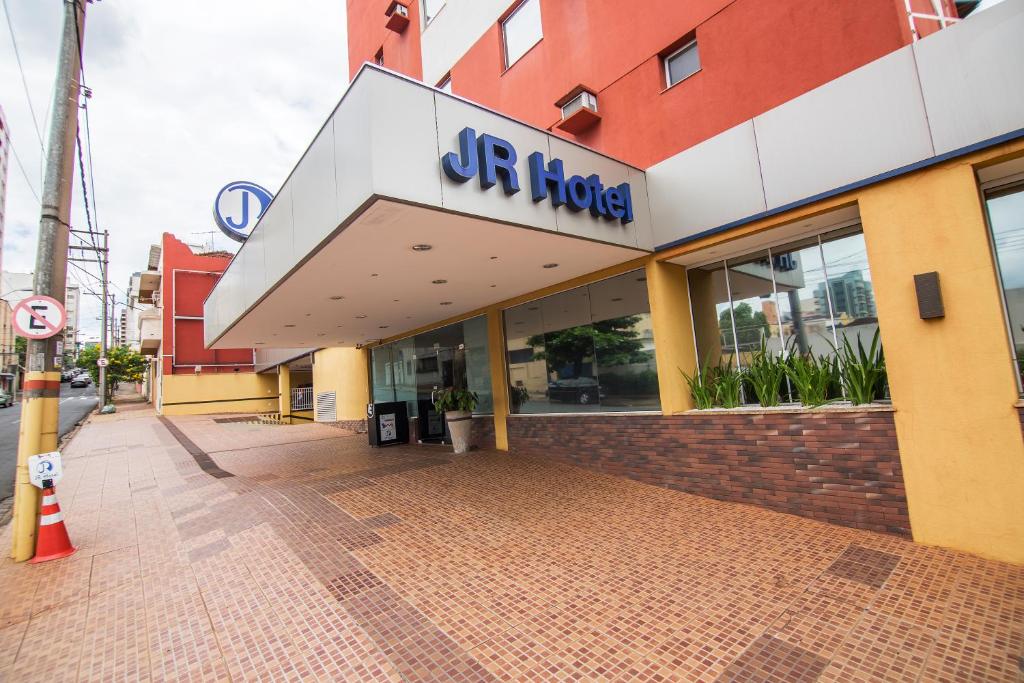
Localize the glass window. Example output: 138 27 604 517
422 0 445 26
502 0 542 69
368 315 494 419
665 40 699 87
504 270 660 414
688 228 884 404
985 184 1024 389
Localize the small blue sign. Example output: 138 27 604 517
213 181 274 242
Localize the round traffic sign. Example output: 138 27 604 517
97 357 109 367
12 296 67 340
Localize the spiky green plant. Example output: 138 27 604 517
680 356 716 410
784 352 835 407
713 359 744 408
833 329 886 404
745 338 786 407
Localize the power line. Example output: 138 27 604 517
5 135 41 203
1 0 46 152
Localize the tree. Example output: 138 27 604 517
14 336 26 369
527 317 649 379
719 302 770 349
77 345 147 398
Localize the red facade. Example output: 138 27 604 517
347 0 960 168
160 233 254 375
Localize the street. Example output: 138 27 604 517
0 382 97 503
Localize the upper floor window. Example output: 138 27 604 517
437 74 452 93
664 39 700 88
422 0 445 27
502 0 542 70
984 183 1024 391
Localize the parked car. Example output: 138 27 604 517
547 377 603 405
61 370 75 382
70 376 91 388
0 388 13 408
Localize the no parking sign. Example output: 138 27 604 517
12 296 66 340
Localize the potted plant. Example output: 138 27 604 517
509 385 530 413
434 387 478 454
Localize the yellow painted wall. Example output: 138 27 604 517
858 156 1024 564
646 260 698 414
312 347 369 421
159 372 278 416
487 308 509 450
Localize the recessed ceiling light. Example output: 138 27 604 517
255 341 265 344
284 324 296 328
611 297 623 302
329 295 344 300
528 306 539 311
490 284 497 288
355 315 367 319
636 276 647 282
412 244 433 251
490 256 498 260
543 263 559 269
379 325 389 329
393 299 400 302
305 313 311 316
371 273 379 277
439 301 453 306
337 324 344 327
317 333 326 337
432 279 448 284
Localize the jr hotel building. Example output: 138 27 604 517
203 0 1024 563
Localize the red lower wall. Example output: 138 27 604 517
507 409 909 536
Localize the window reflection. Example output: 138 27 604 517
985 185 1024 389
688 227 885 404
504 270 660 414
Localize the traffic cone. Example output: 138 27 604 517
30 486 76 563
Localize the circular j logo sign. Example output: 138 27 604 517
213 181 274 242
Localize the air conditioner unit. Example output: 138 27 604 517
385 1 410 33
555 87 601 135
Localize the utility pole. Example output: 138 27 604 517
12 0 86 562
97 229 109 408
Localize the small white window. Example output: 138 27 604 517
437 75 452 93
664 40 700 88
422 0 445 26
502 0 543 69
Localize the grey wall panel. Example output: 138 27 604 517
366 71 443 208
547 136 646 249
238 229 266 313
260 186 296 290
915 0 1024 155
754 47 933 209
435 92 559 233
290 124 339 261
647 121 766 247
332 82 374 231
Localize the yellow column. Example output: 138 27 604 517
11 371 60 561
312 347 369 421
859 160 1024 564
646 259 698 414
487 308 509 450
278 365 291 423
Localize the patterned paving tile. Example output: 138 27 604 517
718 634 830 682
818 610 936 682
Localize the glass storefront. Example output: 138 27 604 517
371 315 493 418
504 270 660 414
687 227 882 403
984 183 1024 390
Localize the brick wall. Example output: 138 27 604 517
507 409 909 536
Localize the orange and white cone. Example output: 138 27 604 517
30 486 76 563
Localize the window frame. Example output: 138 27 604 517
421 0 446 29
663 39 700 89
501 0 543 71
437 74 452 93
981 178 1024 394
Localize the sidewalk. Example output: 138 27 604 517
1 409 1022 681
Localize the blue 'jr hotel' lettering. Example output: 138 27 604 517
441 127 633 225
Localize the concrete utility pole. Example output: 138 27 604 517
11 0 86 562
98 230 109 408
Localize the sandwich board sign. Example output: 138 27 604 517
12 296 66 340
28 451 63 488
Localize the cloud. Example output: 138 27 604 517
1 0 349 341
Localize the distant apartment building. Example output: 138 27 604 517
814 271 878 320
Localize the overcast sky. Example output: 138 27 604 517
1 0 349 341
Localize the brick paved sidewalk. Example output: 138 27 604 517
0 410 1021 681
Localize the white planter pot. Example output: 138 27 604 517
445 410 473 454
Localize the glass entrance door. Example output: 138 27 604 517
415 343 467 442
